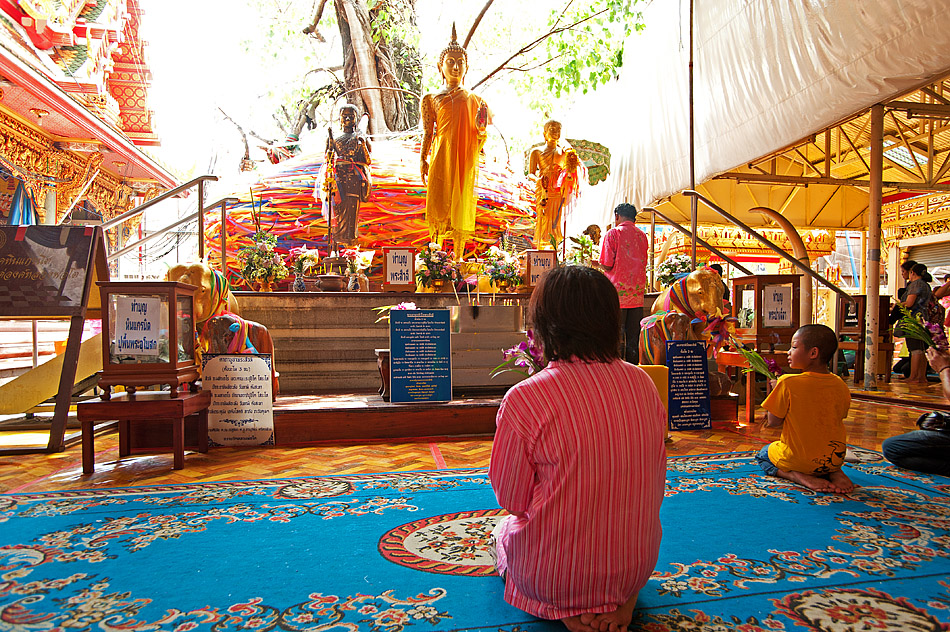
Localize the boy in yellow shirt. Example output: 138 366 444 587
757 324 854 494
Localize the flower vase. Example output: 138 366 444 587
257 279 274 292
293 276 306 292
494 279 511 293
347 274 360 292
431 278 447 292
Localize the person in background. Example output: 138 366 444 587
936 274 950 330
598 203 649 363
758 324 853 494
901 263 934 385
882 347 950 476
709 263 730 314
489 265 666 632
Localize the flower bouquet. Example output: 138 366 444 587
240 231 289 288
896 305 949 350
731 337 783 380
373 301 417 323
490 330 546 379
287 246 321 277
567 233 599 267
341 248 375 275
482 245 522 291
415 243 460 289
655 254 692 288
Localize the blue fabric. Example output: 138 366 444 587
755 444 779 476
8 180 36 225
1 454 948 630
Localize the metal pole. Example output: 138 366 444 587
649 209 656 290
688 0 697 269
645 206 755 276
682 190 852 300
198 179 206 261
864 104 884 389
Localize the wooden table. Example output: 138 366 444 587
716 351 788 425
78 390 211 474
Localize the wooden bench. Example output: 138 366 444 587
78 390 211 474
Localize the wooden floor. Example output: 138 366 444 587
0 380 944 494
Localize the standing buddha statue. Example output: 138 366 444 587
326 104 372 247
527 119 581 249
420 24 489 260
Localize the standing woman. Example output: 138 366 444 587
902 263 934 384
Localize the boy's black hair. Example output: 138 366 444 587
796 324 838 365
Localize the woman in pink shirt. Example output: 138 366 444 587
489 265 667 632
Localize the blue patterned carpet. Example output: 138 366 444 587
1 452 949 631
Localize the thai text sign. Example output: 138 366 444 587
763 285 792 327
667 340 712 431
390 309 451 403
202 354 275 446
114 296 160 356
383 246 416 291
526 250 556 287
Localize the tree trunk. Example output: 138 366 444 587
335 0 388 134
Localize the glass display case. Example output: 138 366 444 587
731 274 801 352
97 281 199 399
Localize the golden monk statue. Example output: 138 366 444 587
326 104 372 247
420 25 489 260
527 119 581 249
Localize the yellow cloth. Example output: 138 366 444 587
763 372 850 475
424 87 486 239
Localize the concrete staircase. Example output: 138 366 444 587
235 292 529 394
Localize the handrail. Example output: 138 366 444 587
99 175 218 231
107 196 241 263
682 190 853 301
643 206 754 276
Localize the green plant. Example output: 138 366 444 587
240 231 289 284
655 254 692 288
567 234 598 266
415 243 460 288
482 246 523 287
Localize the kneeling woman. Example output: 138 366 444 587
489 265 667 632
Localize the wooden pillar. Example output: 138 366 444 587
220 201 229 276
864 104 883 389
688 0 697 269
198 179 206 261
649 210 656 289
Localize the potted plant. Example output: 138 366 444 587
239 231 289 291
655 254 692 289
482 245 522 292
287 246 321 291
341 248 375 292
415 243 460 292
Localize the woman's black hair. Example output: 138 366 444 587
911 263 933 283
901 259 917 272
528 266 620 363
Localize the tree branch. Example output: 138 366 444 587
217 107 251 159
470 7 608 90
463 0 495 49
303 0 330 40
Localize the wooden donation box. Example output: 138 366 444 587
97 281 199 398
833 293 893 382
732 275 800 351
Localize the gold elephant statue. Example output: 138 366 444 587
165 262 240 324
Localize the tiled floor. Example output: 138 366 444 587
0 380 943 494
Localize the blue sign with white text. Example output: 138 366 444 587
390 309 452 403
667 340 712 431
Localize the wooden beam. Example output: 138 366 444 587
887 110 926 179
714 172 950 191
888 101 950 118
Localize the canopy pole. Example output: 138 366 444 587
688 0 697 269
864 104 884 390
649 209 656 290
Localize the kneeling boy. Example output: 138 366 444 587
757 324 854 494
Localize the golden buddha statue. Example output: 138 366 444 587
527 119 580 249
420 25 489 260
326 104 372 247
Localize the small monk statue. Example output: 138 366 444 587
527 119 580 249
326 104 372 247
420 24 489 260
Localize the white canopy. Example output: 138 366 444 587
589 0 950 226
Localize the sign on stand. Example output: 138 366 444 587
114 296 160 357
390 309 451 403
383 246 416 291
202 354 275 446
525 250 557 287
667 340 712 431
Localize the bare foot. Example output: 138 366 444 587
562 615 596 632
579 592 639 632
828 469 855 494
776 468 835 492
